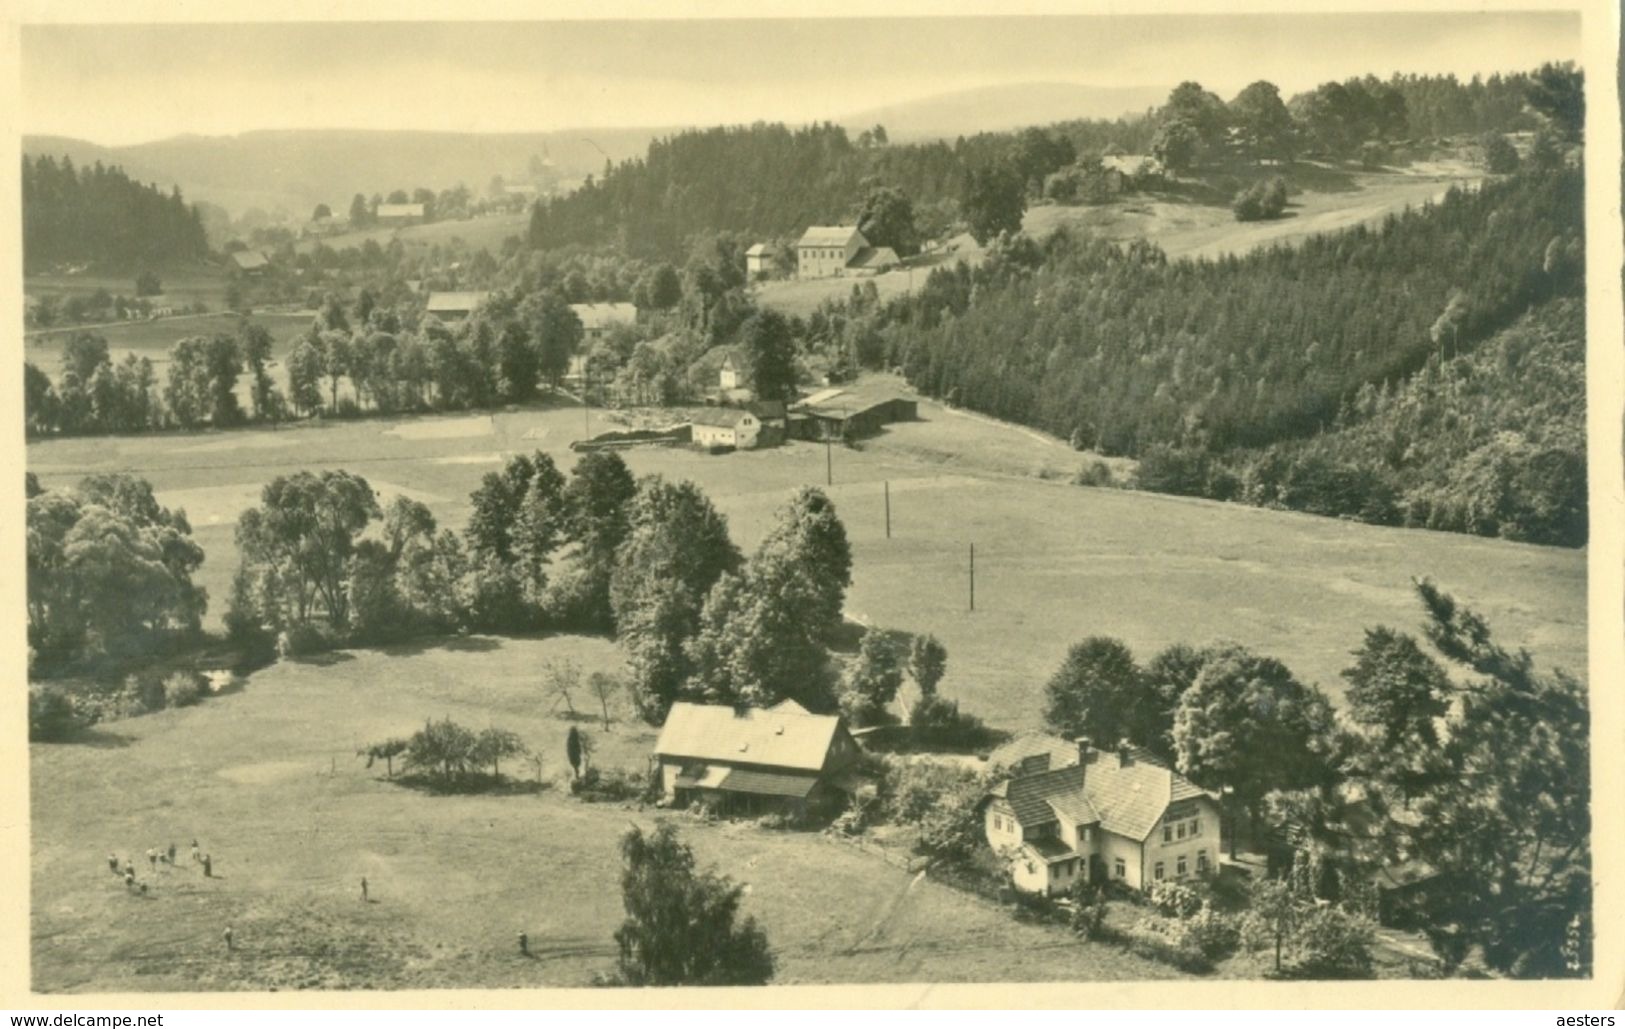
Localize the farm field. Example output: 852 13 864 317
25 266 234 310
30 638 1187 992
25 311 314 365
26 377 1587 727
294 211 530 256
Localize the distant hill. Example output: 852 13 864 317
22 128 671 218
839 81 1166 141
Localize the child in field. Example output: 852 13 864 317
147 849 158 870
107 853 119 874
167 843 177 864
123 871 135 891
360 877 368 902
190 841 201 865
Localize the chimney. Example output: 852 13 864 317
1117 739 1133 768
1075 737 1092 767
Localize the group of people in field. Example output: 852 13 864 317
106 837 214 898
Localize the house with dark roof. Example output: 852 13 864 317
653 700 863 817
231 250 270 276
688 407 761 450
425 291 490 323
983 737 1222 895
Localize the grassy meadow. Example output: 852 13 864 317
26 379 1587 726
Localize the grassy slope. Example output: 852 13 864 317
756 160 1484 318
26 378 1586 727
293 211 530 256
31 638 1184 992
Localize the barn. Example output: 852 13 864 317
653 700 863 818
689 408 761 450
789 384 918 440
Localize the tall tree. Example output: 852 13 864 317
1042 636 1167 750
612 823 774 986
855 185 920 256
739 309 798 402
1229 81 1296 162
961 162 1026 244
235 470 381 628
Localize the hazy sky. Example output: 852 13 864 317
22 13 1582 146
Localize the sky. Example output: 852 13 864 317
21 12 1583 146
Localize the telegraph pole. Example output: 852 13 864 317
884 480 891 539
968 542 976 612
825 429 833 486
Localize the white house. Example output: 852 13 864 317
796 226 868 279
982 737 1223 895
719 350 744 391
745 243 777 278
689 408 761 450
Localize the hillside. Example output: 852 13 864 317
22 128 669 217
840 81 1164 142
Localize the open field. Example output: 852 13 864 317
1024 160 1484 261
25 266 234 310
294 211 530 256
26 311 314 362
27 377 1587 727
31 638 1187 991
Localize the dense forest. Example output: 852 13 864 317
22 156 211 271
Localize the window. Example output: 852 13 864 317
1154 862 1165 881
1163 825 1173 843
1114 858 1126 879
1176 822 1186 840
1191 818 1201 837
1177 856 1188 878
1197 850 1209 874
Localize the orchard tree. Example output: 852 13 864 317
909 633 948 698
286 337 325 416
841 629 908 725
612 823 773 986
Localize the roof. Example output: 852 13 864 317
1024 837 1077 860
689 408 755 428
426 291 490 314
990 732 1080 773
569 302 638 331
994 745 1219 842
849 246 899 270
376 203 425 218
798 225 865 248
745 243 776 257
654 701 843 773
1103 154 1161 176
231 250 269 270
719 768 819 798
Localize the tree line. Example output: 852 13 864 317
23 156 210 271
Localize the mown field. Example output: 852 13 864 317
30 638 1187 992
26 378 1587 725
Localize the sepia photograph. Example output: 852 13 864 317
9 2 1618 1006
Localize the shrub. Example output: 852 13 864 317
1232 176 1289 222
1482 133 1520 174
1289 905 1376 979
163 670 205 708
1074 459 1115 488
908 694 993 750
1124 917 1214 973
129 674 167 713
572 766 653 804
28 685 80 741
1174 902 1242 960
280 621 338 658
1150 879 1204 919
1068 882 1110 940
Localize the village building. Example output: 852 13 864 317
231 250 270 277
796 225 868 279
848 246 900 275
425 290 490 323
982 737 1223 895
788 382 918 441
745 243 777 278
720 350 744 391
689 408 762 450
375 202 426 226
1101 154 1163 192
653 700 864 818
570 302 638 343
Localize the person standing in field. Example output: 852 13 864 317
360 877 368 903
190 841 201 865
123 870 135 891
202 854 212 878
147 848 158 871
107 852 119 874
223 927 233 951
167 842 177 865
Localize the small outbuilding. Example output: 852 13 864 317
689 408 761 450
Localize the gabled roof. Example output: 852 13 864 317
231 250 269 270
655 701 843 772
569 302 638 330
989 732 1079 773
798 225 865 248
992 745 1219 842
745 243 775 257
849 246 899 270
377 202 425 218
426 291 490 314
689 408 755 428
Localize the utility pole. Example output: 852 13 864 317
582 367 590 438
884 480 891 539
969 542 975 612
825 429 833 486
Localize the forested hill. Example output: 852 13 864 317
23 155 210 271
885 165 1584 544
527 123 966 258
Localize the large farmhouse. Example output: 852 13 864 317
654 700 863 817
796 226 868 279
425 291 490 323
983 737 1223 895
689 408 762 450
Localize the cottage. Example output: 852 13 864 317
746 243 780 279
796 225 868 279
425 290 490 323
653 700 863 818
375 202 426 226
848 246 900 274
231 250 269 277
1102 154 1163 189
689 408 761 450
719 350 744 391
983 737 1223 895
